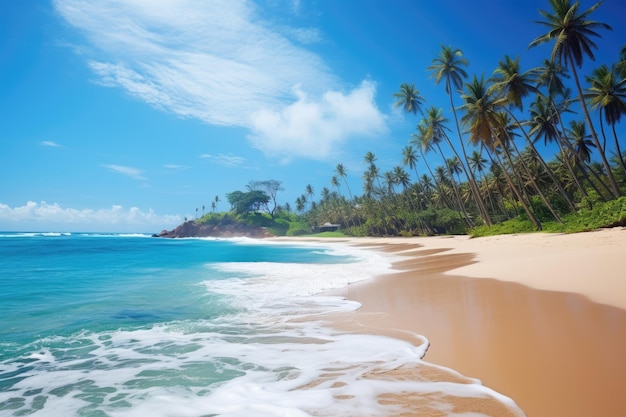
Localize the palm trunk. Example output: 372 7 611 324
501 128 563 223
507 108 576 211
436 143 474 228
488 146 542 230
611 123 626 176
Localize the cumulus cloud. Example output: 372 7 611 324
53 0 388 161
102 164 147 180
249 80 387 161
0 201 182 232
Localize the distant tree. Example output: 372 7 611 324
202 205 205 217
247 180 284 219
226 190 270 215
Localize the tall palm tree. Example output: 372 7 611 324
330 175 349 229
469 149 501 217
402 145 423 209
427 45 491 225
393 83 425 115
536 58 570 98
585 64 626 175
490 54 576 211
305 184 315 205
528 94 588 199
410 126 455 211
422 108 473 226
570 121 595 165
335 163 354 203
460 75 543 229
529 0 620 197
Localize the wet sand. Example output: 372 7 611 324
304 228 626 417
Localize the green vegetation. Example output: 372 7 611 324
190 1 626 239
470 196 626 237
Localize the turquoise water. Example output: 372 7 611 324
0 233 524 417
0 233 347 345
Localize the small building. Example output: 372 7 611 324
314 222 341 233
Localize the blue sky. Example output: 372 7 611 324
2 0 625 232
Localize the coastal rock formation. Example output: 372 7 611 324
154 221 272 238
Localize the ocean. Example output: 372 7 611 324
0 233 523 417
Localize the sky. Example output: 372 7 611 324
2 0 625 233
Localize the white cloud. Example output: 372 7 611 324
102 164 147 180
41 141 62 147
199 153 246 167
163 164 190 170
0 201 182 233
53 0 388 161
249 80 388 161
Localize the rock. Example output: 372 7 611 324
155 221 272 239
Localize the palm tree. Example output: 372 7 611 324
569 120 596 165
335 163 354 202
528 94 588 199
469 149 501 217
536 58 570 98
402 145 423 209
421 108 473 226
529 0 619 197
585 64 626 175
460 75 543 229
490 54 576 211
411 117 455 211
295 196 305 213
393 83 425 115
305 184 315 205
428 45 491 226
402 145 420 181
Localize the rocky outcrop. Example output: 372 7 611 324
154 221 273 238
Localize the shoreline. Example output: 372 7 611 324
276 228 626 417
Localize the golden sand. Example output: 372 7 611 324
280 228 626 416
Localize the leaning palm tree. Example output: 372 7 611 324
490 54 576 211
422 108 473 226
528 94 589 199
566 119 617 198
529 0 620 197
427 45 491 225
410 125 455 211
469 149 502 217
585 64 626 175
460 75 543 229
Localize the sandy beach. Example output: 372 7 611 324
295 228 626 417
